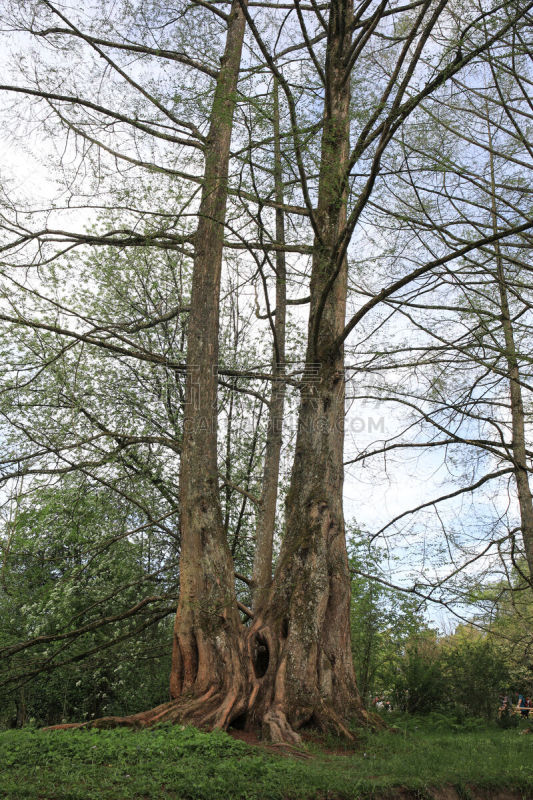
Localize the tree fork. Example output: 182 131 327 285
45 0 379 741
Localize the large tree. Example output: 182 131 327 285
235 0 533 741
1 0 533 743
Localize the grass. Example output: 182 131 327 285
0 713 532 799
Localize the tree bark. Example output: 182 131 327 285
245 0 370 742
45 0 373 740
168 0 249 728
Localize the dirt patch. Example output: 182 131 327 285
462 788 529 800
429 788 462 800
377 789 528 800
228 724 359 756
227 727 312 758
227 727 262 747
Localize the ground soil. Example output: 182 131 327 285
228 727 314 758
380 791 528 800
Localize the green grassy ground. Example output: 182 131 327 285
0 714 532 799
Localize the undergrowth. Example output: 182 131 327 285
0 717 532 799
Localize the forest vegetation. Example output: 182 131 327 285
0 0 532 794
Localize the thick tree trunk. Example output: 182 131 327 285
245 0 369 742
47 0 373 740
252 79 287 610
168 0 249 727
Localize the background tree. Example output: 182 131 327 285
0 477 175 727
349 532 427 704
343 20 533 616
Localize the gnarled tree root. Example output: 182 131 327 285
43 681 384 743
261 706 303 745
44 696 385 741
43 688 248 733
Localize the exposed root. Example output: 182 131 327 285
357 707 389 731
42 689 247 733
44 697 383 750
313 704 356 741
44 722 87 731
268 742 313 758
43 700 176 731
262 706 302 745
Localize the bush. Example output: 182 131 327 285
390 641 446 714
496 708 519 729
